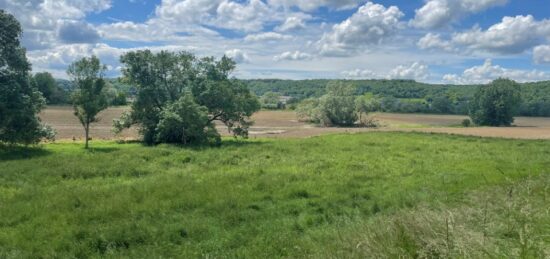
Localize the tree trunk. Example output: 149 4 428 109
85 123 89 149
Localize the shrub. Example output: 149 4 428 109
461 119 471 127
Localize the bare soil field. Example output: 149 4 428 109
41 107 550 140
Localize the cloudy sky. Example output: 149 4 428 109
2 0 550 84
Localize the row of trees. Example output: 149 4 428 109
0 10 260 147
297 79 523 127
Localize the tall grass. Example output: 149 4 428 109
0 132 548 258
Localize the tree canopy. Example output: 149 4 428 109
67 56 109 148
114 50 260 145
0 10 54 144
469 78 522 126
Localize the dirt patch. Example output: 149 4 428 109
41 107 550 140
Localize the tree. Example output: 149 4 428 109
114 50 260 145
469 78 522 126
33 72 67 104
0 10 55 145
260 91 282 109
67 56 108 149
319 82 357 126
431 95 453 114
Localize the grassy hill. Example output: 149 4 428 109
1 132 549 257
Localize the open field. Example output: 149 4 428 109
41 107 550 140
1 133 549 257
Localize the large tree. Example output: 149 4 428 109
0 10 54 144
67 56 109 149
114 50 260 145
469 78 522 126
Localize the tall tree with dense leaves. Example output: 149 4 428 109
114 50 260 145
469 78 522 126
67 56 108 149
0 10 55 144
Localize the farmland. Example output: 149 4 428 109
1 133 549 257
40 106 550 140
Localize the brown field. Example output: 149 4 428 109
41 107 550 140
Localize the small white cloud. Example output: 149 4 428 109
275 17 307 32
388 62 430 80
443 59 550 84
267 0 362 12
273 51 313 61
533 45 550 64
417 33 454 52
244 32 292 42
224 49 251 63
341 69 381 79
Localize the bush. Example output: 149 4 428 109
461 119 471 127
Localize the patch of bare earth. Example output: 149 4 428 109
41 107 550 140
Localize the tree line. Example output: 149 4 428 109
0 10 260 148
245 79 550 117
296 78 523 127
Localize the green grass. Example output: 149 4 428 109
0 132 549 258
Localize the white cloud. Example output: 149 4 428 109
388 62 430 80
273 51 313 61
244 32 292 42
417 33 454 52
267 0 362 12
341 69 381 79
317 2 404 56
452 15 550 54
342 62 430 81
411 0 507 29
443 59 550 84
533 45 550 64
275 17 307 32
224 49 250 63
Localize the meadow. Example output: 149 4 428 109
1 132 549 258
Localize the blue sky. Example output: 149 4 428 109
2 0 550 83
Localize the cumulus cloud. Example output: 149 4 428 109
341 69 381 79
0 0 111 50
317 2 404 56
388 62 430 80
224 49 250 63
533 45 550 64
411 0 507 29
267 0 362 12
342 62 430 81
275 17 307 32
443 59 550 84
417 33 454 52
244 32 292 42
273 51 313 61
452 15 550 54
57 21 101 44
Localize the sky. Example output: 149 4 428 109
2 0 550 84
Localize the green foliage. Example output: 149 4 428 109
116 50 260 145
32 72 67 104
67 56 109 148
0 133 548 257
244 79 550 117
461 119 471 127
260 91 283 109
0 10 54 145
469 78 522 126
155 94 220 145
296 83 358 126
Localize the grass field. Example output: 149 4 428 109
1 132 549 258
40 107 550 140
